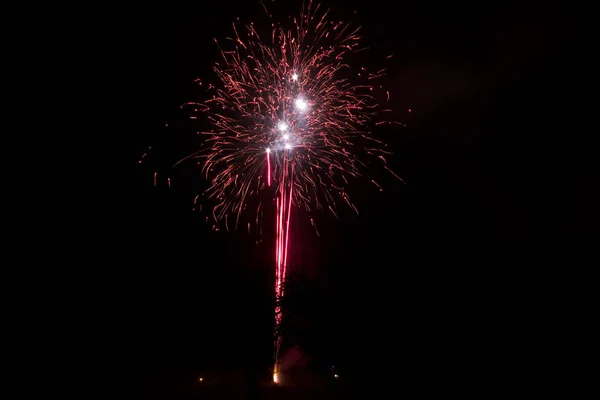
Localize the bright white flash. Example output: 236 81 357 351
292 73 298 81
285 143 291 149
277 122 288 132
295 98 308 111
282 133 289 140
266 148 271 153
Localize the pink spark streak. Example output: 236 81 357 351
266 152 271 187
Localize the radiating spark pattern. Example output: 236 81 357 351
180 0 396 382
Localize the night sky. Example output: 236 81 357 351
96 1 587 397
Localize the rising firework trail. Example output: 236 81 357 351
178 0 400 382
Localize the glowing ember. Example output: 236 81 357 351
294 98 308 111
277 122 288 132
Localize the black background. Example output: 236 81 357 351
76 1 589 397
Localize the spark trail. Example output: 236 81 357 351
179 0 398 383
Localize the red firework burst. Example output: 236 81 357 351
178 0 398 383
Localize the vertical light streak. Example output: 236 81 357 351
266 151 271 187
275 196 279 280
283 180 293 278
272 157 295 383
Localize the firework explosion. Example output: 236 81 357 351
180 0 398 382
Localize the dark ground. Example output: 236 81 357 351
64 1 590 398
